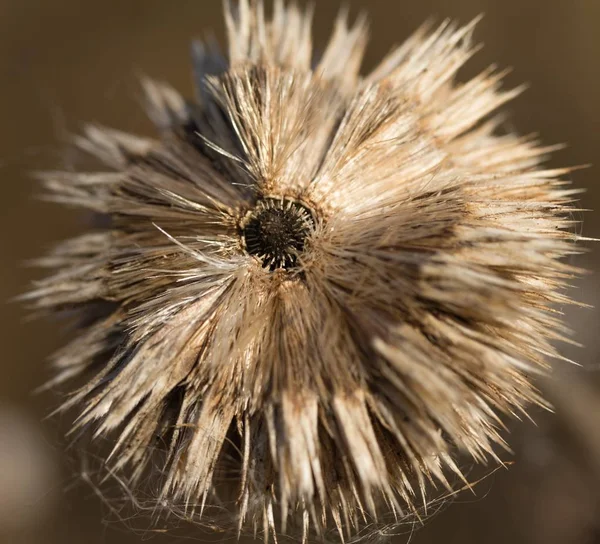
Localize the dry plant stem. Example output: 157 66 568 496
24 0 583 541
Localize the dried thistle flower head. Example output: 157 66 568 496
25 0 582 541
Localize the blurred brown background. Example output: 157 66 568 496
1 1 599 543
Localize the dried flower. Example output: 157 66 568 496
26 0 581 541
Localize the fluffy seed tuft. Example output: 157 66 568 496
25 0 583 541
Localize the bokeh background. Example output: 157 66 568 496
1 1 599 543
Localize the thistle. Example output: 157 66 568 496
26 0 582 541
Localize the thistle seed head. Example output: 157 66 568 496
24 0 583 541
